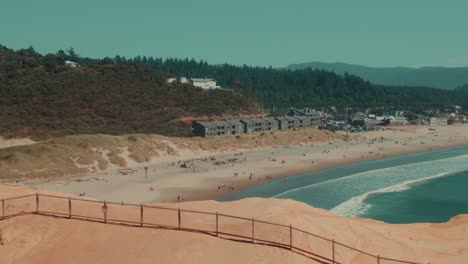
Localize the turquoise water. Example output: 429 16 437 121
361 170 468 223
222 145 468 223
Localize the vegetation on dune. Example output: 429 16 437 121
0 129 344 180
0 45 257 140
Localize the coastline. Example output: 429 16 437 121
28 125 468 205
187 138 468 202
3 126 468 263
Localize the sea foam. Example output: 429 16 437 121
330 171 456 217
273 154 468 217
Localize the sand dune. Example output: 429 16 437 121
0 128 342 181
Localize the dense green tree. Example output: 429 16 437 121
43 54 59 72
99 57 114 65
56 49 67 61
67 47 79 61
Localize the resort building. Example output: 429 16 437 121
272 107 321 119
271 107 322 126
350 112 367 122
275 116 303 130
65 60 78 67
274 117 289 130
251 118 269 132
240 119 257 133
193 121 217 137
430 117 448 126
295 116 312 128
262 117 279 131
226 119 244 135
389 117 409 126
193 116 313 137
167 77 220 89
193 120 245 137
190 78 220 89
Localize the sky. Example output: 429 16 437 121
1 0 468 68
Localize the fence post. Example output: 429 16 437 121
289 225 293 250
251 217 255 243
178 207 181 230
332 239 335 264
103 201 107 224
140 204 143 227
377 255 380 264
35 193 39 214
1 200 4 219
216 212 219 237
68 197 71 219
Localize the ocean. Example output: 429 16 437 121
223 145 468 223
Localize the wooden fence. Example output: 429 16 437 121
0 193 430 264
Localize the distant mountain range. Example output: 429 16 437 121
286 62 468 90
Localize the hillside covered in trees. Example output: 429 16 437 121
75 55 468 109
1 44 468 139
286 62 468 90
0 45 257 139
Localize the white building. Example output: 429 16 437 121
430 117 448 126
167 78 177 83
390 117 409 126
65 60 78 67
167 77 189 84
190 78 220 89
167 77 220 90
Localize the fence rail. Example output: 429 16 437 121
0 193 430 264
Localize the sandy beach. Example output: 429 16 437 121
1 126 468 264
23 125 468 204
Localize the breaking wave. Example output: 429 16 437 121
330 171 457 217
271 153 468 217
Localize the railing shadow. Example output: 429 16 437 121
0 194 427 264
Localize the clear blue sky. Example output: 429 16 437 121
1 0 467 67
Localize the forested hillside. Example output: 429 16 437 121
1 44 468 139
286 62 468 90
76 56 468 109
0 45 256 139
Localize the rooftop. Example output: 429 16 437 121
191 78 215 82
196 121 217 127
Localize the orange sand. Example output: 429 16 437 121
1 184 467 264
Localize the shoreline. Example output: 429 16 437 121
185 139 468 203
27 125 468 205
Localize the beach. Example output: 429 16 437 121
2 126 468 264
24 125 468 204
